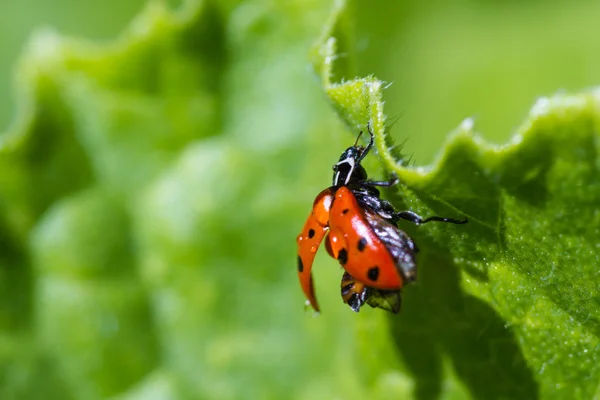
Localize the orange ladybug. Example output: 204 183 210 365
296 128 467 313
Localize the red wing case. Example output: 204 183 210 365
329 187 408 290
296 188 335 312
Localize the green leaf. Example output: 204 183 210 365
1 0 599 399
315 1 600 399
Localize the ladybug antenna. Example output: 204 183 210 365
354 131 364 147
357 123 375 163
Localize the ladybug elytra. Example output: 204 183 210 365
296 128 467 313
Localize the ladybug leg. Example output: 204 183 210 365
361 176 399 187
350 189 397 221
395 210 468 225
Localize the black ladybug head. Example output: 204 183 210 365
332 129 374 186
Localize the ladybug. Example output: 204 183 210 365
296 128 467 313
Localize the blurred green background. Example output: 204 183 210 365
4 0 600 160
1 0 599 399
0 0 147 128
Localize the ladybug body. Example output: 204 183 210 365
297 128 466 313
327 186 412 290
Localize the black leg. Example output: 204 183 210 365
396 210 468 225
362 177 399 187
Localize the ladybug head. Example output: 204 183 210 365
332 129 374 186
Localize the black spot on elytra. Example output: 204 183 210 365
297 256 304 273
368 266 379 281
357 237 367 251
308 229 315 239
342 208 349 215
337 248 348 265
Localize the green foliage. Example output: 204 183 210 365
1 0 599 399
315 2 600 399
